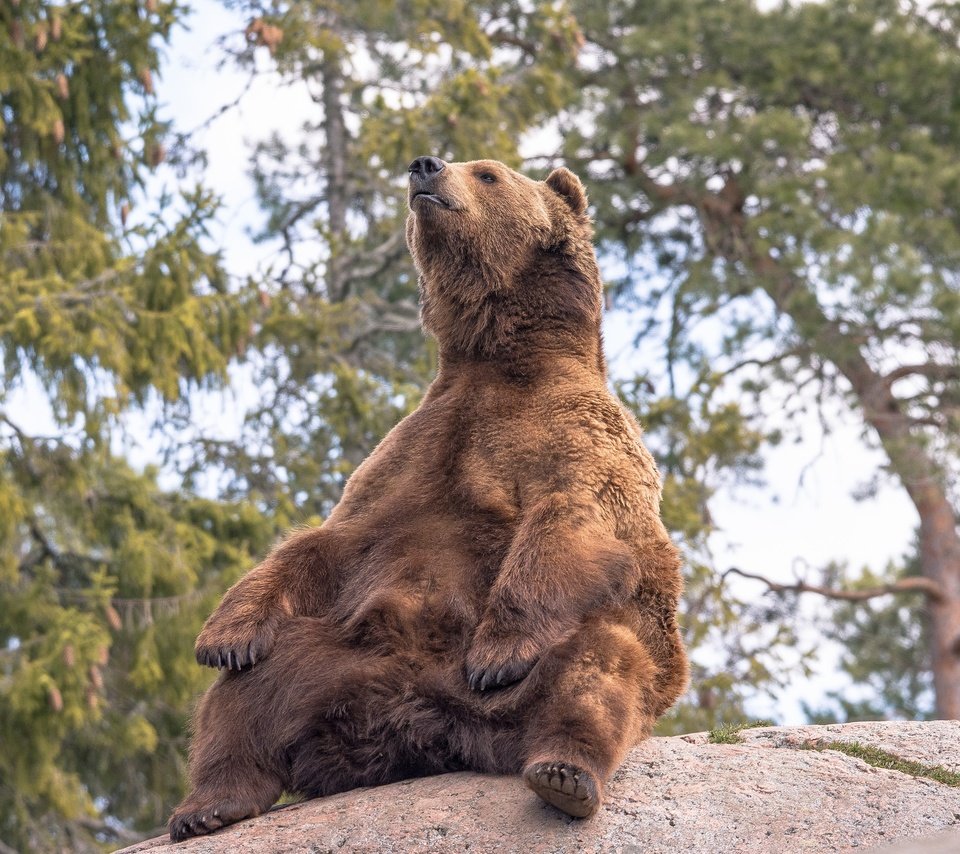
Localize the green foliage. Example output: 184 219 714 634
0 1 268 850
2 0 250 421
563 0 960 429
561 0 960 718
0 438 274 850
805 550 934 723
559 0 960 474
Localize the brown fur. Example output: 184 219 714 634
169 159 688 841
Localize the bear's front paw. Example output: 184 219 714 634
195 613 277 671
465 631 541 692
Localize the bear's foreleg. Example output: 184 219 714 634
195 527 335 670
466 492 644 691
520 617 659 818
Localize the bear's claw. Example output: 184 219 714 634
196 643 259 671
466 656 533 692
195 621 275 670
524 760 601 818
169 796 258 841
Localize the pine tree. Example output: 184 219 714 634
1 2 272 849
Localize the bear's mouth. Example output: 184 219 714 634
411 191 452 209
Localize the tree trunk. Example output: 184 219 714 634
855 394 960 720
677 179 960 719
913 486 960 719
753 245 960 720
320 52 349 303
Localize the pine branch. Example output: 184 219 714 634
487 29 538 56
180 70 257 137
723 566 945 604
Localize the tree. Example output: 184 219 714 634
804 548 934 723
559 0 960 717
0 1 272 849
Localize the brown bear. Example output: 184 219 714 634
168 157 688 841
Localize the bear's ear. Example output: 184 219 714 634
545 167 588 216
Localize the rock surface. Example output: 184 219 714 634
118 721 960 854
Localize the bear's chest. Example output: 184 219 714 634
325 386 547 647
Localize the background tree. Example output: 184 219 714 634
559 0 960 717
0 1 273 849
804 547 934 722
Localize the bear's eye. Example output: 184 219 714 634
477 172 497 184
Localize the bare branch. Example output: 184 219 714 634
721 344 810 377
883 362 960 387
181 70 257 137
341 229 407 286
723 566 945 604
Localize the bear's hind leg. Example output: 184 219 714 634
170 617 403 842
521 618 660 819
169 669 287 841
168 755 283 842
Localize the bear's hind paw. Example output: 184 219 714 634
523 760 601 819
168 795 260 842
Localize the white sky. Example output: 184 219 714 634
136 1 920 723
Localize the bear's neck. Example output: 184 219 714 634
422 261 607 384
432 306 607 386
437 335 607 385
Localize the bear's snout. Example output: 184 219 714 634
408 155 446 177
408 156 454 210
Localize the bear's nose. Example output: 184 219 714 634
408 156 446 179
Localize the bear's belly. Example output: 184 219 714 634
328 505 512 655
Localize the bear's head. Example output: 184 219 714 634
405 157 604 376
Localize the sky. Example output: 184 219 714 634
135 1 922 723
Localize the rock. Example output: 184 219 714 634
117 721 960 854
866 829 960 854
